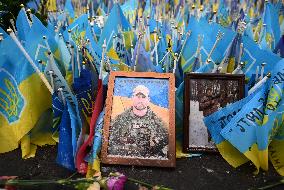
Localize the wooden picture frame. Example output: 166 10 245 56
183 73 245 153
101 71 176 167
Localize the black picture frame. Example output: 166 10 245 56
183 73 245 153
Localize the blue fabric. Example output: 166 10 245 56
16 9 31 43
56 105 75 171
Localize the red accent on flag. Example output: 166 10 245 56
76 79 103 173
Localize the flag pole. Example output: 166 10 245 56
0 33 4 41
58 87 66 106
134 32 143 71
259 62 266 80
177 30 191 62
76 46 81 77
70 45 75 83
100 39 107 79
205 31 224 64
248 72 271 95
48 70 54 91
173 53 178 74
232 62 244 74
8 29 54 94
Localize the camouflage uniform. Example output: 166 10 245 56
108 107 168 158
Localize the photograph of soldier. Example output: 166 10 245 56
108 85 169 159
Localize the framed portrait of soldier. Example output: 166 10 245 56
101 71 176 167
183 73 245 152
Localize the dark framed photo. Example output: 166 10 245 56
183 73 245 152
101 71 176 167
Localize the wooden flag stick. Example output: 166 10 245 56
8 29 53 94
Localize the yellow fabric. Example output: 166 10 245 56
46 0 57 12
226 57 236 73
213 4 218 13
258 149 269 171
243 143 261 174
138 8 143 18
65 70 73 88
0 73 52 157
123 31 135 50
150 33 158 43
269 140 284 176
176 141 190 158
92 157 101 171
107 48 120 61
217 141 248 168
144 37 151 52
86 156 101 178
111 62 132 71
20 135 37 159
86 164 96 178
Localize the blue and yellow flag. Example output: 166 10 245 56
259 2 280 50
241 35 281 81
217 58 284 176
181 17 234 73
63 14 88 46
220 83 270 173
121 0 138 25
98 3 131 50
203 83 270 168
0 36 51 157
259 58 284 175
64 0 75 23
220 33 243 73
25 15 59 70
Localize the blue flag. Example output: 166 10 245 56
273 35 284 58
56 102 75 171
98 3 131 49
259 2 280 50
64 0 75 21
131 42 155 72
0 27 8 39
16 8 31 43
242 35 281 81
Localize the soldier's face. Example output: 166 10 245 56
132 93 150 110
